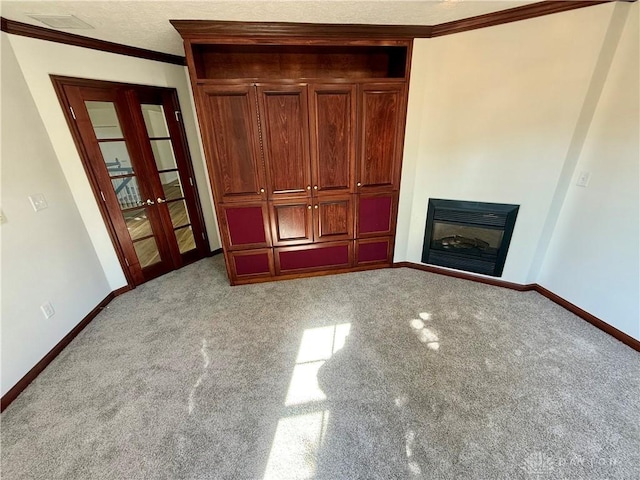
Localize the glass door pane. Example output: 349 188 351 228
141 103 197 256
85 100 163 270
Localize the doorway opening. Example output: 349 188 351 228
52 76 210 287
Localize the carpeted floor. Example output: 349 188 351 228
2 256 639 480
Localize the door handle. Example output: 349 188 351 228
157 198 166 204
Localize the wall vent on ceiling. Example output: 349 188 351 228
28 15 94 29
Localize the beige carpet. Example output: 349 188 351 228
2 256 639 479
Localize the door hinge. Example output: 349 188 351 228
100 191 106 202
202 232 206 240
189 177 194 186
125 258 130 266
174 110 181 122
70 106 76 120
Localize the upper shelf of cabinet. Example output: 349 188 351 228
187 43 409 81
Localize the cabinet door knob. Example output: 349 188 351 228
307 205 312 210
357 182 362 187
157 198 166 204
307 185 311 190
313 185 318 190
146 199 155 205
314 205 318 209
260 188 265 193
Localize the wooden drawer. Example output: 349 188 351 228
229 249 274 280
275 241 352 274
355 237 394 265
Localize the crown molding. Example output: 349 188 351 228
170 19 432 40
172 1 616 40
0 17 186 66
431 0 614 37
1 1 621 65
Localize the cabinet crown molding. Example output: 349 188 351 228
170 19 428 40
170 1 614 41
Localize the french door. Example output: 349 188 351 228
53 77 209 286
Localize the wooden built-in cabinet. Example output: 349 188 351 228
173 22 412 284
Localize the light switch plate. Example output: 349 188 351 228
40 301 55 319
29 193 48 211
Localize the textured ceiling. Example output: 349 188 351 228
1 1 539 56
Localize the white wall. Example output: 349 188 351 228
396 3 616 285
538 2 639 339
1 38 111 396
6 34 221 290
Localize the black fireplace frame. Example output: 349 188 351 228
421 199 519 277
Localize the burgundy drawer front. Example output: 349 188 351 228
279 245 349 272
358 239 390 263
225 206 266 245
359 196 392 234
234 252 271 276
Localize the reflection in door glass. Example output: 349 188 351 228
150 139 178 170
85 101 123 139
141 104 169 137
122 208 153 241
111 176 144 209
168 200 191 229
133 237 161 268
159 171 184 201
99 141 134 176
175 226 196 254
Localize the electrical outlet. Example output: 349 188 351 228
576 171 591 187
40 301 55 319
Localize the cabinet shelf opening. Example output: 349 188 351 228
192 44 408 80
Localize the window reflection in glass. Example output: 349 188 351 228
168 200 191 229
122 208 153 241
141 104 169 138
111 177 144 209
175 226 196 254
159 171 184 201
133 237 161 268
150 139 178 171
85 101 123 139
99 141 134 176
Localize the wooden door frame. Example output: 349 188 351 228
51 75 210 287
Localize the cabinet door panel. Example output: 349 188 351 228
270 200 313 246
258 85 311 198
220 203 271 250
230 249 274 279
356 237 394 265
309 84 356 195
314 194 353 243
276 242 352 273
201 85 265 202
357 193 398 237
358 83 405 192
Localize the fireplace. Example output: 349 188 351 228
421 199 519 277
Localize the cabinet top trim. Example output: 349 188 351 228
170 2 613 40
171 20 427 40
